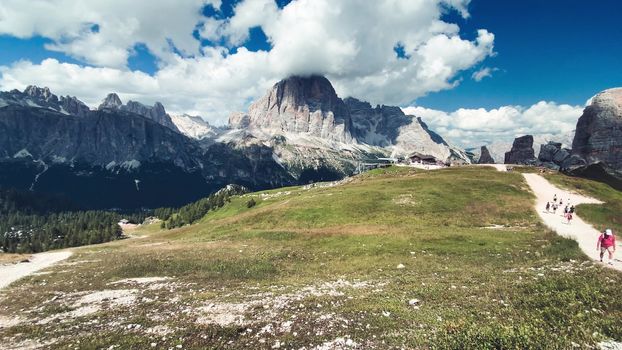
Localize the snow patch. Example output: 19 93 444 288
50 155 67 164
105 161 117 170
121 159 141 171
25 99 43 108
13 149 33 159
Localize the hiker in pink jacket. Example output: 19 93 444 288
597 229 616 265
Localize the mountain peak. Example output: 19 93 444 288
240 75 353 142
24 85 57 103
99 93 123 110
590 87 622 110
274 75 340 111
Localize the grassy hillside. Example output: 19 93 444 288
1 166 621 349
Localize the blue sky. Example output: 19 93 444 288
2 0 619 109
419 0 622 110
0 0 619 147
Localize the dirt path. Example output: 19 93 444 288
522 173 622 271
0 251 72 289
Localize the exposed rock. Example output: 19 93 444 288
60 95 90 117
124 101 179 132
541 162 560 171
228 112 251 129
99 93 122 110
572 87 622 174
561 154 587 170
98 93 179 132
24 85 57 103
538 142 562 162
242 75 353 143
0 86 90 117
345 97 466 162
171 114 219 139
504 135 536 164
346 97 408 146
1 105 200 170
553 148 571 164
0 97 295 209
477 146 495 164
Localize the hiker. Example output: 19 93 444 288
570 205 575 214
553 194 557 203
552 204 558 214
597 229 616 265
545 202 550 213
566 211 573 224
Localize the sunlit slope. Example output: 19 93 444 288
171 166 535 239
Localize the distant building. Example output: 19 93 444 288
408 152 440 165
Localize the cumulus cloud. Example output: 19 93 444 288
0 0 495 124
0 0 220 67
402 101 584 148
471 66 497 81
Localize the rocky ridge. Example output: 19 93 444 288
571 88 622 175
0 86 294 208
170 114 219 140
225 75 469 174
98 93 179 132
0 86 90 117
0 77 472 208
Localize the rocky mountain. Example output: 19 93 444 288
225 75 468 178
504 135 537 165
0 86 90 117
0 77 470 209
345 98 466 161
0 86 294 209
170 114 219 140
98 93 179 132
572 88 622 175
230 75 353 143
477 146 495 164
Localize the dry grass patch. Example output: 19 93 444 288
0 253 31 265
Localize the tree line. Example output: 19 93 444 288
1 184 248 253
156 184 247 229
0 187 144 253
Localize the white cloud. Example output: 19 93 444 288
0 0 495 124
471 66 497 81
402 101 584 148
0 0 221 67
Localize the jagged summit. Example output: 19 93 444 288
226 75 469 164
231 75 353 143
0 85 90 117
99 93 123 110
97 93 179 132
24 85 56 102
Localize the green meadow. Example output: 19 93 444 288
1 166 621 349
